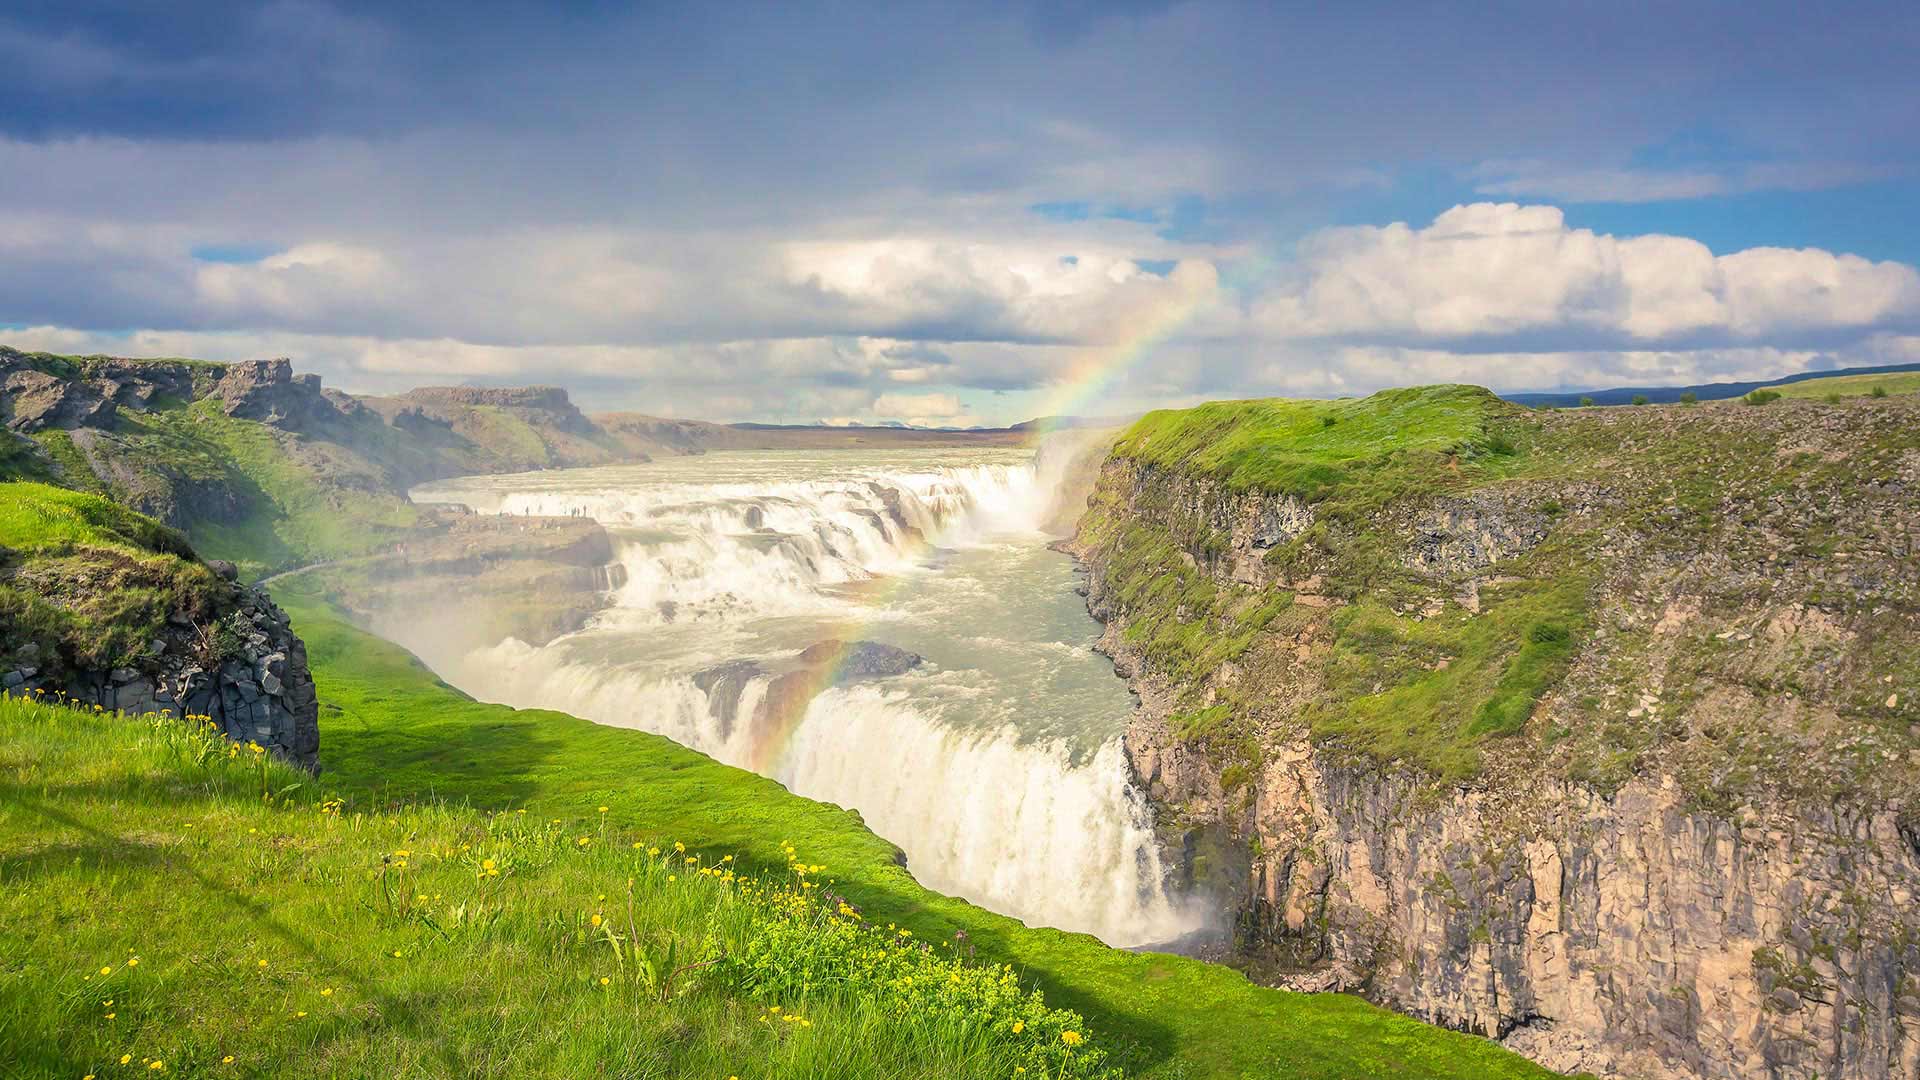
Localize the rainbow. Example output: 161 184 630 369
744 256 1266 768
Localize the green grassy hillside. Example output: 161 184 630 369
1768 370 1920 400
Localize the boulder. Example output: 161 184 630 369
798 639 923 679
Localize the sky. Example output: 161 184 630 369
2 1 1918 427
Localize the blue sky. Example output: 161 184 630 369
1 1 1916 424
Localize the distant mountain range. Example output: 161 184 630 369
1502 360 1920 408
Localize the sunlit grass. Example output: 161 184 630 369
0 691 1117 1079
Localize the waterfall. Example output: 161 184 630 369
415 451 1206 947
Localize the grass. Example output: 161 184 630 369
1308 569 1591 780
0 694 1120 1080
1112 386 1518 504
1768 370 1920 400
263 589 1558 1079
0 595 1564 1079
130 402 420 578
0 483 229 676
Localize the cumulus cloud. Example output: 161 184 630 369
1254 203 1920 350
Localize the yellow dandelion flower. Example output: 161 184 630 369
1012 1020 1024 1034
125 957 138 967
576 836 591 847
481 858 496 871
121 1056 133 1065
673 841 685 853
149 1060 165 1071
222 1056 235 1065
591 913 603 928
597 806 608 813
1061 1031 1082 1046
295 1011 307 1018
105 1012 116 1020
392 950 403 958
599 976 610 986
631 841 644 849
321 987 334 996
667 874 676 883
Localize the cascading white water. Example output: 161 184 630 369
411 447 1205 947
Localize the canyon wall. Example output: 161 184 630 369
1073 393 1920 1079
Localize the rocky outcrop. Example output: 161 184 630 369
4 567 320 772
1073 399 1920 1080
398 385 595 434
688 640 923 761
212 358 348 431
2 368 117 432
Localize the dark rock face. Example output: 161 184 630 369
2 369 117 432
4 583 321 773
213 358 345 431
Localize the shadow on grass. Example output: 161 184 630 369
6 794 484 1080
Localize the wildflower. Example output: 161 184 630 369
667 874 676 883
149 1061 165 1071
597 806 608 813
100 966 112 976
632 841 644 849
392 951 403 958
1061 1031 1082 1046
673 841 685 853
105 1012 116 1020
257 960 268 968
591 914 603 928
648 846 661 857
481 858 497 871
1012 1020 1024 1034
121 1056 133 1066
321 987 334 996
599 977 610 986
222 1057 235 1065
576 837 591 847
295 1011 307 1018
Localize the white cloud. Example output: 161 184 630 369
1255 203 1920 348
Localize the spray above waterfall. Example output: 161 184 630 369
410 443 1207 947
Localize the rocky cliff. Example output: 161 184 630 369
1071 387 1920 1080
1 484 320 770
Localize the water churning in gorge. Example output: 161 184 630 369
410 445 1203 947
